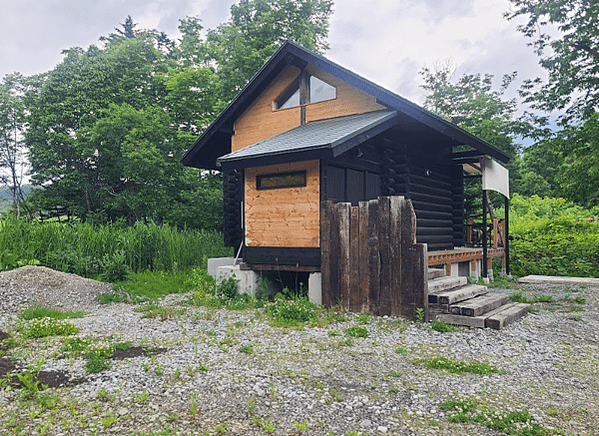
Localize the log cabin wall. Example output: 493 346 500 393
222 168 244 248
244 160 320 248
379 139 463 252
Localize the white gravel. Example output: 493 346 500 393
0 266 598 435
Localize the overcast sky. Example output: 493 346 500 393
0 0 542 106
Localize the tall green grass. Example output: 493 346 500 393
0 217 231 276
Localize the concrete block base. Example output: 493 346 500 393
216 265 260 296
208 257 237 279
308 272 322 305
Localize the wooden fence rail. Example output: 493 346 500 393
321 196 427 320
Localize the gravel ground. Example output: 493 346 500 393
0 266 598 435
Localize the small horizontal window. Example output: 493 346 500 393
257 171 307 190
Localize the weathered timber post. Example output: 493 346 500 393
321 196 427 320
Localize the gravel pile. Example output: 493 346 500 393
0 266 598 435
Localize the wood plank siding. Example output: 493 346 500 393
305 65 386 122
244 160 320 248
231 64 387 154
232 65 302 152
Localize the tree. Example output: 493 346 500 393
0 73 30 218
419 63 536 214
205 0 334 102
505 0 599 123
24 2 335 228
506 0 599 205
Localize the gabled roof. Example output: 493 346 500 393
218 110 397 168
181 40 510 170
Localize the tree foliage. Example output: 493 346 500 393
20 1 334 227
505 0 599 123
506 0 599 206
0 73 30 218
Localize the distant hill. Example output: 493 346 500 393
0 184 32 213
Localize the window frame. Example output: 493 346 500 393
256 171 307 190
273 72 336 111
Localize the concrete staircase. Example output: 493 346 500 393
427 268 530 330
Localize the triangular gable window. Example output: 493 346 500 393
274 73 336 110
310 76 336 104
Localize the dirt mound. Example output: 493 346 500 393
0 266 113 313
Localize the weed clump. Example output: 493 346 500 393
21 318 80 338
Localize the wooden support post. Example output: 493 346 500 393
505 195 510 275
365 199 380 315
482 190 488 277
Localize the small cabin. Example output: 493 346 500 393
182 41 509 275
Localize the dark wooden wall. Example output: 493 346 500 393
379 139 464 251
321 196 427 320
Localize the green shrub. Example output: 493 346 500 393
86 352 111 374
216 276 239 301
100 250 130 282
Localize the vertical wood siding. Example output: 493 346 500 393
244 160 320 248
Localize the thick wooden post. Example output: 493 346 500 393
482 190 488 277
505 196 510 275
320 196 427 320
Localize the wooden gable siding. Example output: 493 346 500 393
231 65 387 153
244 160 320 248
305 65 386 123
232 65 302 152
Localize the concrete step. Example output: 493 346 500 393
450 293 510 317
430 284 488 305
427 267 445 281
428 276 468 296
433 302 530 329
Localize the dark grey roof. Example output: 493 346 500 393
217 110 397 167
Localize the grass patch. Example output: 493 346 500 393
134 303 186 320
430 321 457 333
510 293 554 304
563 306 585 313
21 318 80 338
264 297 319 327
413 356 501 375
20 306 85 320
440 397 553 435
561 296 586 304
345 326 369 338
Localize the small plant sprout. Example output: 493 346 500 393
294 420 308 434
415 307 424 323
189 393 198 418
247 397 256 416
132 390 149 404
